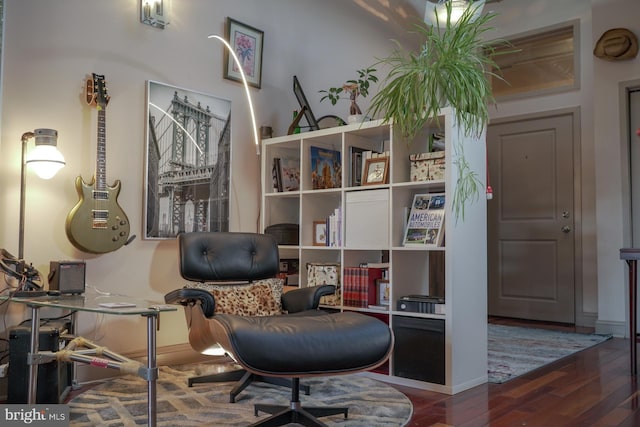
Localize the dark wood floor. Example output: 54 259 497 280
394 317 638 427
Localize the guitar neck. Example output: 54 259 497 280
96 107 107 191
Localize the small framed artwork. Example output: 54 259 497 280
225 18 264 88
313 221 327 246
293 76 319 131
363 157 389 185
377 279 391 306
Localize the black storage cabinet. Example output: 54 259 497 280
392 315 445 384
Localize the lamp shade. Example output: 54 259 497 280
424 0 485 27
25 128 65 179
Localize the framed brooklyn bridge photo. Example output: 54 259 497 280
144 81 231 239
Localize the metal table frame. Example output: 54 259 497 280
3 292 175 427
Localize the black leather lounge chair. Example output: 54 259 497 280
165 231 393 427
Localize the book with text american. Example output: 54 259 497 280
403 193 445 247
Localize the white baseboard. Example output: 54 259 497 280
595 319 626 337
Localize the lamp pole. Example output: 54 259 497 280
18 131 35 261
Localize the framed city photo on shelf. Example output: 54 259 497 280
224 18 264 88
363 157 389 185
313 221 327 246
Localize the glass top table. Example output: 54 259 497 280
2 290 176 427
2 290 176 315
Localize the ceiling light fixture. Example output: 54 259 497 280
424 0 486 27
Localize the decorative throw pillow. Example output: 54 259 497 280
186 278 284 316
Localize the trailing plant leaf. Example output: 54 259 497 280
452 141 482 222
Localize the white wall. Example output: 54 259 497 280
592 0 640 336
0 0 416 377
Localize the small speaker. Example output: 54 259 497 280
48 261 86 294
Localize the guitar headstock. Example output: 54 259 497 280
85 73 110 109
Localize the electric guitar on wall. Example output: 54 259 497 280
65 73 131 254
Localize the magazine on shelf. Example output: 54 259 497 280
310 146 341 189
278 156 300 191
403 193 445 247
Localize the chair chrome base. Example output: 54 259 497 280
189 370 310 403
251 378 348 427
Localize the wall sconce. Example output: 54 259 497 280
19 129 65 260
140 0 169 29
424 0 485 27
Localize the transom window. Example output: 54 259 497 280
489 22 579 100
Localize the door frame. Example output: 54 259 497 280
488 107 585 325
619 79 640 250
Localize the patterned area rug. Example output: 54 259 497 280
68 364 412 426
488 324 612 383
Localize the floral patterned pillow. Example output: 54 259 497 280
186 278 283 316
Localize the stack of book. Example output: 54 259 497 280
343 266 385 308
317 205 342 247
397 295 446 314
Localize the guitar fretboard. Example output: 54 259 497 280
96 107 107 191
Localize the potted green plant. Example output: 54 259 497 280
367 2 507 219
319 67 378 124
368 2 503 139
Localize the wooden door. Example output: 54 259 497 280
487 112 575 323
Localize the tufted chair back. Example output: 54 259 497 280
179 231 279 283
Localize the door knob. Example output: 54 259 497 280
561 226 571 233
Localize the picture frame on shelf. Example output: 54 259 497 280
293 76 319 131
363 157 389 185
377 279 390 306
224 18 263 88
313 221 327 246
